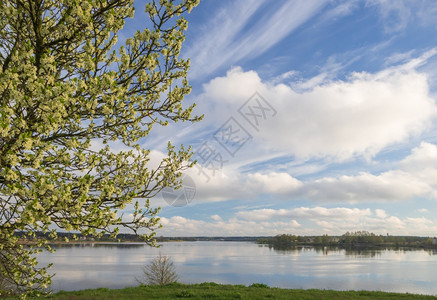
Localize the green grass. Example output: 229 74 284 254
21 282 437 300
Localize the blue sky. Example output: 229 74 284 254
128 0 437 236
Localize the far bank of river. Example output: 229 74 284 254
36 241 437 295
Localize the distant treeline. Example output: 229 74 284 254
258 231 437 250
16 231 265 243
16 231 437 249
16 231 147 242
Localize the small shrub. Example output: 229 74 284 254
137 254 179 285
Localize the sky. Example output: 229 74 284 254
126 0 437 237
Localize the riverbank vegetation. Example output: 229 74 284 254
18 231 437 250
258 231 437 250
19 283 437 299
16 231 266 244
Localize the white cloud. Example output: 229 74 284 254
397 48 437 71
199 61 437 161
318 0 360 22
185 1 328 79
368 0 437 32
375 209 387 218
235 0 327 57
367 0 411 33
385 50 416 65
184 167 302 203
201 67 263 105
157 207 437 236
302 170 434 202
184 0 265 79
211 214 222 222
401 142 437 171
282 71 435 160
236 207 371 222
270 70 298 85
184 167 248 202
416 1 437 27
280 142 437 203
157 216 301 236
246 172 302 194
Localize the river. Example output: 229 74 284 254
36 241 437 295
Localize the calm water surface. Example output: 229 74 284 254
36 241 437 295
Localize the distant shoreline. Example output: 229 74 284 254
16 231 437 250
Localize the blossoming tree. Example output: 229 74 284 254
0 0 199 296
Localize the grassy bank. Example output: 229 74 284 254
24 282 437 299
